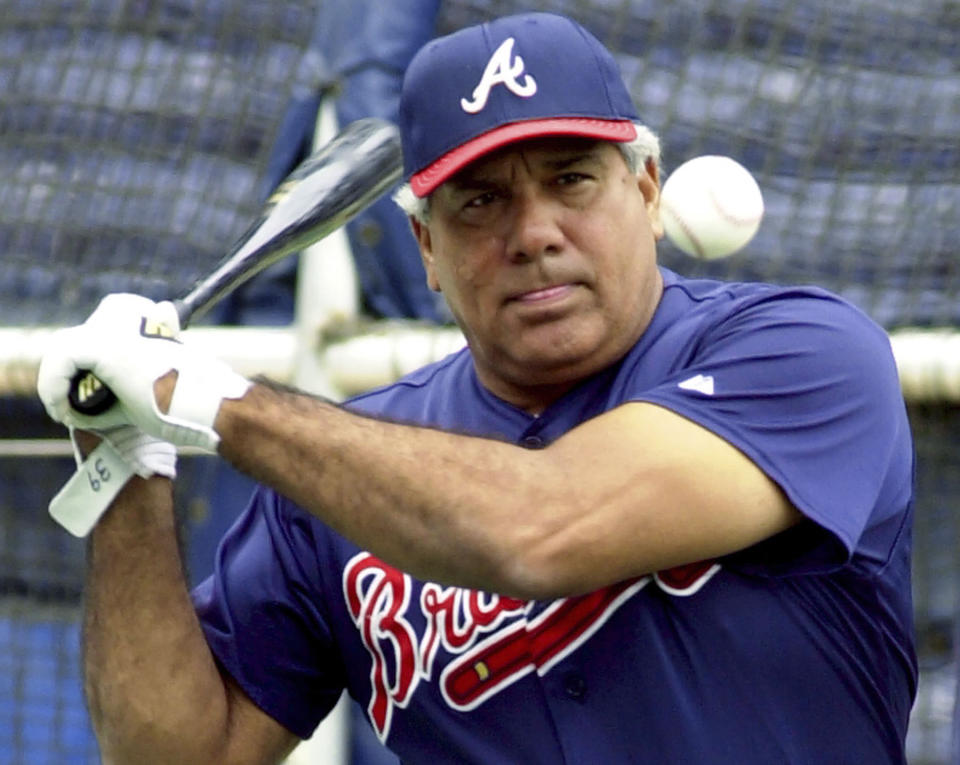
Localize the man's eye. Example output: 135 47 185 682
464 192 498 209
557 172 589 186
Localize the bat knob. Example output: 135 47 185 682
68 369 118 415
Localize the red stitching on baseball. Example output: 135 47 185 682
707 184 762 228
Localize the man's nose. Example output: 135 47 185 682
505 193 564 263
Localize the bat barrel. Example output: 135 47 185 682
176 117 402 328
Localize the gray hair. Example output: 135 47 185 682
392 122 661 223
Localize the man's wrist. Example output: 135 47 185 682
212 376 337 460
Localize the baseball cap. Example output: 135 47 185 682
399 12 640 197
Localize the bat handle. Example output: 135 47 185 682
68 370 118 416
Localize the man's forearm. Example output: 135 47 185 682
214 381 552 596
213 381 800 601
84 476 232 764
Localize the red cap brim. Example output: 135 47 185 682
409 118 638 197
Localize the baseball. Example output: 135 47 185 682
659 155 764 259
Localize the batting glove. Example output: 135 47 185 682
37 293 250 453
98 424 178 480
48 425 178 537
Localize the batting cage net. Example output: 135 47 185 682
0 0 958 763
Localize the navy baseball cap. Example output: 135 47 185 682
399 12 640 197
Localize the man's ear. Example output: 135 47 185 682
638 158 664 240
410 217 441 292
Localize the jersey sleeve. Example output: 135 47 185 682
632 290 912 573
191 486 345 740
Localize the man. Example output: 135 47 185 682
37 12 916 765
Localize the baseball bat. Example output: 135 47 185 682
67 117 403 415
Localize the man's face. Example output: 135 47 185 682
412 137 664 412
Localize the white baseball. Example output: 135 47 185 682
659 155 764 259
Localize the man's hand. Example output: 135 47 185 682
37 293 250 453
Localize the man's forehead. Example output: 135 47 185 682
445 136 615 186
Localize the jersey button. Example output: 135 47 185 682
563 672 587 701
522 435 544 449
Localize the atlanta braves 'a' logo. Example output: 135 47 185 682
342 553 720 742
460 37 537 114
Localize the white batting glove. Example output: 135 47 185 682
49 425 178 537
37 293 250 453
98 425 178 480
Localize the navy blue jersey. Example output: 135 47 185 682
193 268 916 763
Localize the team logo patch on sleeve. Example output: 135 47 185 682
677 373 715 395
